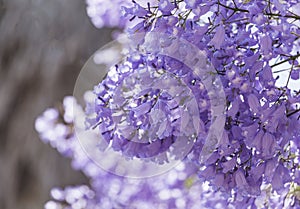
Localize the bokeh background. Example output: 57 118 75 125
0 0 111 208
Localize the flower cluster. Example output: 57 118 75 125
86 0 132 28
90 52 211 163
36 97 235 209
36 0 300 208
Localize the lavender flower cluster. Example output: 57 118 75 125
37 97 299 208
35 97 228 209
90 52 211 162
35 0 300 208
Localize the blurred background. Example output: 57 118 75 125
0 0 111 208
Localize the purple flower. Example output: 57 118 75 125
209 25 225 49
272 163 291 191
261 132 276 159
260 34 272 56
159 0 175 15
234 169 248 189
222 157 236 173
291 69 300 80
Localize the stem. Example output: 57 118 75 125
273 68 292 73
287 108 300 117
264 13 300 20
291 32 300 38
270 54 300 68
285 60 294 87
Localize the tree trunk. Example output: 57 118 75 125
0 1 111 208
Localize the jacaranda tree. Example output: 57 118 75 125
36 0 300 208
